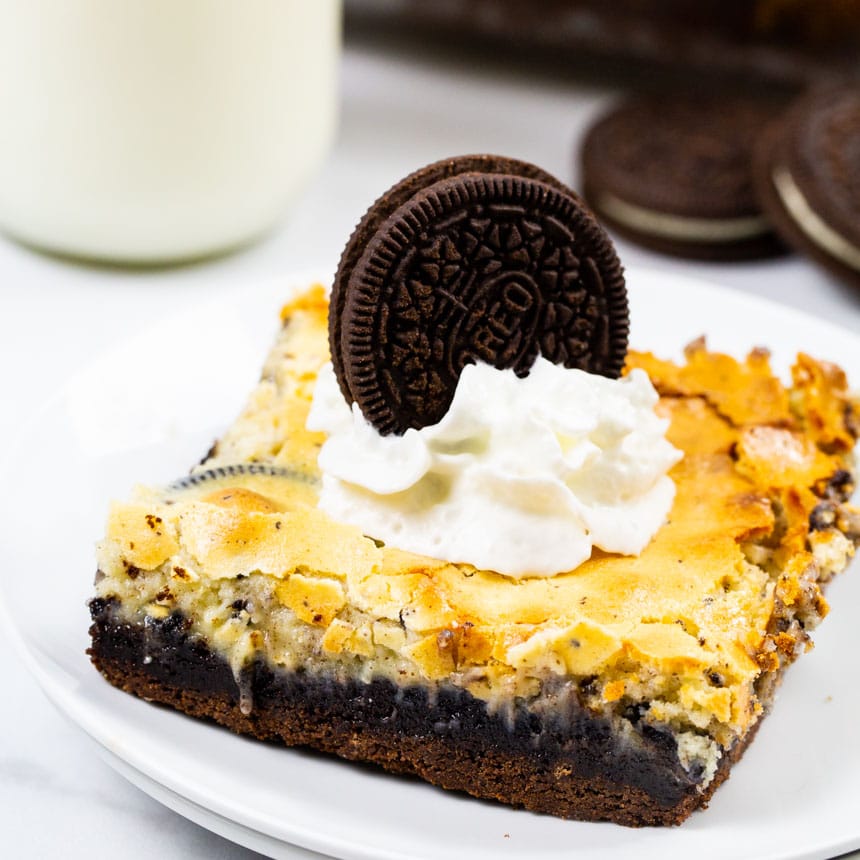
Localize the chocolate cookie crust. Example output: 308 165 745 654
582 96 786 260
754 86 860 290
336 168 628 434
88 598 755 828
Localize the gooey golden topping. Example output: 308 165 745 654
96 286 859 747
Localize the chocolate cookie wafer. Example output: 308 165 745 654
331 157 628 435
581 95 786 261
754 85 860 291
330 155 570 407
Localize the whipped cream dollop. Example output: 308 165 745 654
306 359 682 578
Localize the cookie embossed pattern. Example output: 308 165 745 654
332 155 629 433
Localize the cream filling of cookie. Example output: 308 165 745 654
772 164 860 273
596 193 770 243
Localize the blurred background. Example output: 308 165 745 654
349 0 860 85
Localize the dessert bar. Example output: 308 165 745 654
89 157 859 826
90 286 859 825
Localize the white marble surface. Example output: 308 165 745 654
1 35 859 859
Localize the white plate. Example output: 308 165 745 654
2 268 859 860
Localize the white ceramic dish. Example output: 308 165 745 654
2 268 859 860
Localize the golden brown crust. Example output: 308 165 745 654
626 338 793 427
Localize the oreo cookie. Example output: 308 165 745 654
330 155 569 409
581 95 786 261
754 85 860 290
332 155 628 435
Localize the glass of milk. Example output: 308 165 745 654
0 0 341 264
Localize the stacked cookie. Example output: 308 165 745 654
581 86 860 289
